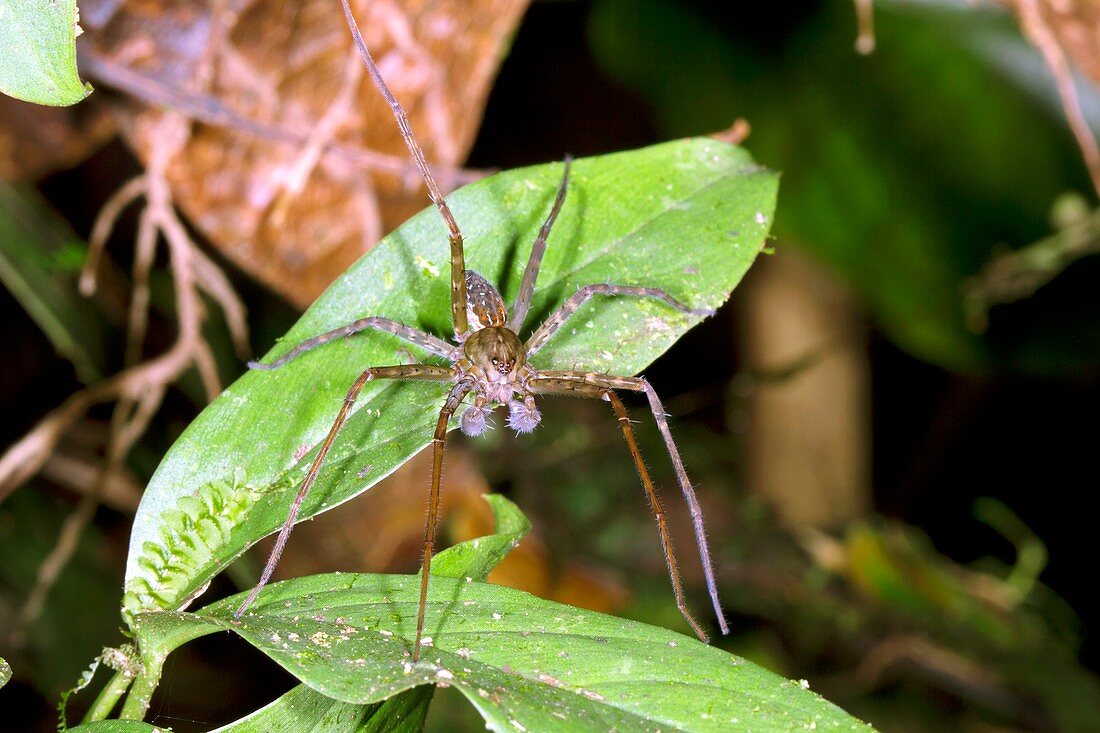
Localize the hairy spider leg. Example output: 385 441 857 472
527 377 709 641
507 156 573 333
234 364 456 618
531 371 729 636
341 0 469 338
247 317 456 370
526 284 714 356
414 379 475 660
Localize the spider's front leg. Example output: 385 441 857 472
529 371 729 639
341 0 469 340
508 156 573 333
249 317 456 370
235 364 456 618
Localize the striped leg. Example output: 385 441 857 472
525 285 714 356
531 371 729 637
414 379 474 660
249 317 456 370
508 156 573 333
235 364 456 617
341 0 469 338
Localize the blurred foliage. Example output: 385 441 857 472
589 0 1100 376
0 490 122 697
0 183 109 383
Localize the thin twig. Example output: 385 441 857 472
266 45 365 229
854 0 876 55
80 176 146 296
192 247 251 359
40 452 143 512
124 206 158 367
1015 0 1100 198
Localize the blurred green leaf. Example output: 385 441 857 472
0 490 119 696
431 494 530 582
0 657 10 689
122 138 778 621
589 0 1096 373
0 183 106 383
0 0 91 105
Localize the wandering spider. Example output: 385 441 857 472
235 0 730 661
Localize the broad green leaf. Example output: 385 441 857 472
0 656 10 688
0 0 91 105
123 138 778 620
0 183 106 383
431 494 530 582
127 573 872 732
182 496 514 733
210 683 432 733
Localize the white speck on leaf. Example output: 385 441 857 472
413 255 440 277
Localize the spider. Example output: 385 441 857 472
235 0 730 661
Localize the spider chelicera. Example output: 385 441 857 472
236 0 730 661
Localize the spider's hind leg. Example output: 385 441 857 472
415 379 475 660
528 372 728 641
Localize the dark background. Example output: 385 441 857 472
2 0 1098 731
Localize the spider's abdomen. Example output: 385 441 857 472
465 270 507 330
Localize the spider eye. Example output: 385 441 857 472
491 358 499 365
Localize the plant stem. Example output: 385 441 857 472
82 669 131 722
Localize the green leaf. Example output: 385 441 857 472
0 0 91 105
209 683 432 733
122 138 778 620
431 494 530 582
128 573 871 733
0 183 106 383
64 723 168 733
0 656 10 688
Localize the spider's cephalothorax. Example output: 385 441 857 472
238 0 730 662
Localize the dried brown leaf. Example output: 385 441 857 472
83 0 528 305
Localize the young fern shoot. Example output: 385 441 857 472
235 0 730 661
